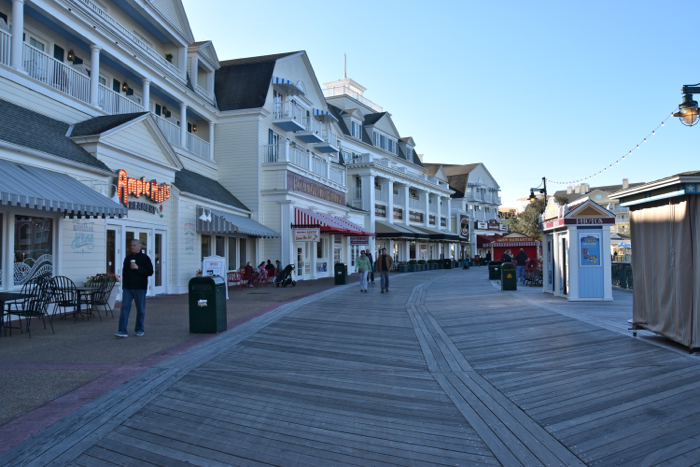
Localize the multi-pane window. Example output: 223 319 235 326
373 131 379 146
14 216 53 286
380 135 387 150
406 147 413 160
351 120 362 138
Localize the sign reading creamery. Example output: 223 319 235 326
287 171 345 206
116 169 171 206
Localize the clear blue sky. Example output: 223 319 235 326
182 0 700 206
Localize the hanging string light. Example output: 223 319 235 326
546 111 675 185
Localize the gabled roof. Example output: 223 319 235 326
150 0 195 43
190 40 220 69
327 104 349 136
424 163 482 196
0 98 111 172
554 182 645 204
69 113 148 137
363 112 388 125
173 169 249 212
215 51 301 111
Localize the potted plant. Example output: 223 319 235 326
408 259 417 272
196 269 203 277
417 259 426 271
398 262 409 273
165 53 173 63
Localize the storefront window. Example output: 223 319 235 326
201 235 211 261
14 215 53 286
239 239 247 266
317 238 324 258
215 236 225 257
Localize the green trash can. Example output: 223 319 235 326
501 262 517 290
334 263 348 285
188 275 227 333
488 261 503 280
443 259 453 269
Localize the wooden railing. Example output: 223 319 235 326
154 114 180 146
0 29 10 66
98 83 143 115
185 132 211 160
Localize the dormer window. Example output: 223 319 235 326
351 120 362 138
406 147 413 160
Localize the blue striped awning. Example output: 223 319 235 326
0 159 127 217
271 76 305 96
197 207 279 238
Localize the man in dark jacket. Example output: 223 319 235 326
115 239 154 338
515 248 528 284
366 251 375 283
374 248 394 293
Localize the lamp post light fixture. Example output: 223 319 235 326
528 177 548 212
673 84 700 126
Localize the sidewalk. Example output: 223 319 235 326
0 273 362 451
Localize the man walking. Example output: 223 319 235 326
515 248 528 284
375 248 394 293
115 239 154 338
366 250 375 283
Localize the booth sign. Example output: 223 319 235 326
293 228 320 242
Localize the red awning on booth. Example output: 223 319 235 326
293 208 374 236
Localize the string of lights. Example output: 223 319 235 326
545 110 676 186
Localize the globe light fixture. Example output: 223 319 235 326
674 84 700 126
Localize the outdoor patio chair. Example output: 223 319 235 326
5 278 53 337
48 276 79 321
89 278 117 320
227 271 242 290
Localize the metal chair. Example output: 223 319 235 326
89 278 117 319
48 276 80 322
5 278 53 337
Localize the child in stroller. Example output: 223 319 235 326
274 264 297 287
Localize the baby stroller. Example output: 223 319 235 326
274 264 297 287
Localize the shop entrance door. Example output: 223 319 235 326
561 237 568 295
106 226 121 277
126 230 151 294
295 244 305 279
153 230 166 295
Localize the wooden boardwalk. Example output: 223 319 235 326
3 269 700 466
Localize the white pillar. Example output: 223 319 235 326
404 240 411 262
361 175 375 226
10 0 25 71
180 103 187 149
424 191 430 228
437 196 443 230
402 185 410 225
386 180 394 224
447 198 452 232
178 47 187 79
89 45 101 107
142 78 151 111
208 121 215 160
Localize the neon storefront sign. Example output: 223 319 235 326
116 169 171 206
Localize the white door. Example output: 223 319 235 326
153 230 166 295
295 244 306 279
125 229 152 295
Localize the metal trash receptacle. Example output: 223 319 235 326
488 261 503 280
188 276 227 333
501 262 517 290
334 263 348 285
443 259 453 269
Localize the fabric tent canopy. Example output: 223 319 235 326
197 207 280 238
293 207 374 236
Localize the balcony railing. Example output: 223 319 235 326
393 194 402 205
263 143 279 163
75 0 183 80
329 167 345 186
375 189 389 203
289 147 310 171
24 43 90 104
154 114 181 147
323 85 383 113
303 116 323 135
186 132 211 160
98 83 144 115
0 30 10 66
353 187 362 200
272 100 305 131
409 198 423 210
311 154 327 178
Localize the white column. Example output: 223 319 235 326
10 0 24 71
402 185 410 225
190 55 198 87
180 103 187 149
404 240 411 262
208 121 215 160
361 175 375 226
424 191 430 228
386 180 394 224
178 47 188 79
437 196 443 230
447 198 452 232
141 78 151 111
89 45 101 107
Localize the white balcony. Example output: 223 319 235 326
0 30 10 66
409 198 423 210
75 0 183 82
329 167 345 186
262 144 345 188
353 187 362 200
154 114 181 147
296 117 324 143
323 85 383 112
311 154 327 178
262 143 279 163
313 128 339 153
24 43 91 105
97 83 144 115
393 194 402 206
272 101 305 132
186 132 211 160
375 188 389 203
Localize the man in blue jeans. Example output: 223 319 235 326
115 239 154 338
515 248 528 284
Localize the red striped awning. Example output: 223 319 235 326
293 208 374 236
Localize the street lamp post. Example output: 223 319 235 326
528 177 548 212
673 84 700 126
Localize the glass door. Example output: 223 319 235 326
126 229 150 294
296 245 304 278
153 230 166 295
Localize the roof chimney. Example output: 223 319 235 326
622 178 629 189
580 183 589 194
566 185 573 194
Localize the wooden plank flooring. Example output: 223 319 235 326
4 269 700 466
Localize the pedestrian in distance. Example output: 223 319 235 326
484 251 492 266
115 239 154 338
501 249 512 263
356 250 371 292
375 248 394 293
515 248 528 284
366 250 375 283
